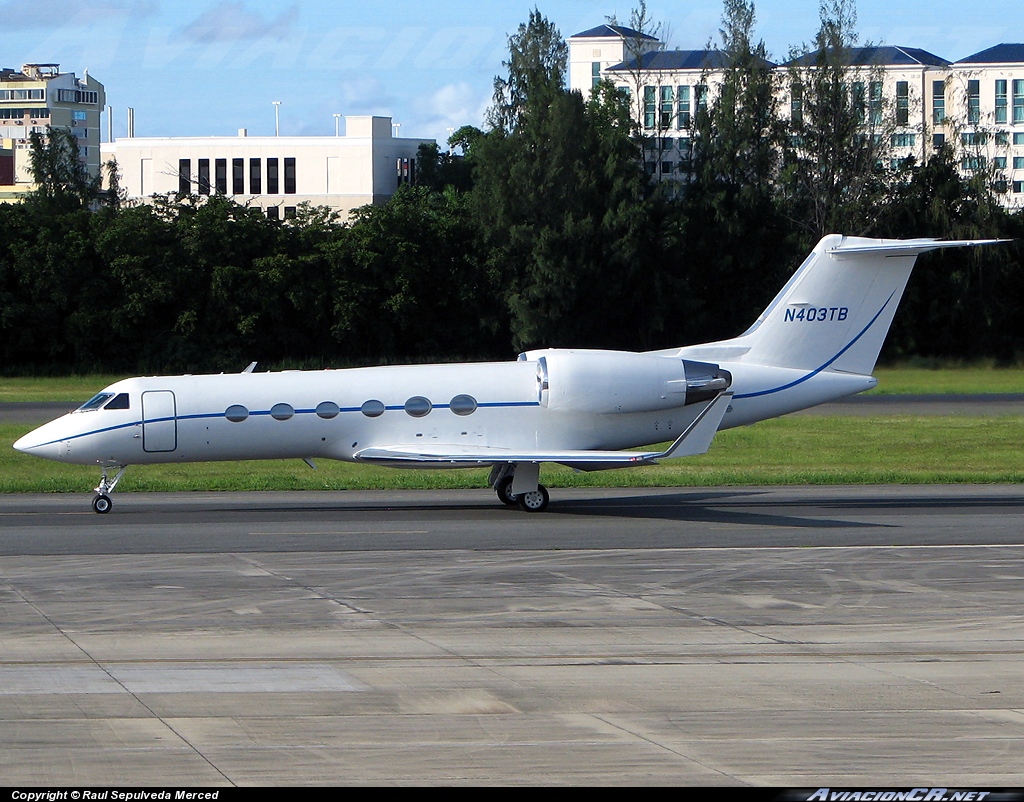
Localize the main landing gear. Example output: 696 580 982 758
92 466 127 514
489 464 550 513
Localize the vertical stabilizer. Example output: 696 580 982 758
738 235 1002 375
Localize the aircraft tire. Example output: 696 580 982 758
92 494 112 514
495 476 519 506
517 485 549 513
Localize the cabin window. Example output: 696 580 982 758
449 394 477 416
404 396 432 417
225 405 249 422
104 393 130 410
271 403 294 421
316 401 340 419
361 400 385 417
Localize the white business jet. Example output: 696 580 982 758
14 234 1003 513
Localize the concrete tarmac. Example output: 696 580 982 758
1 486 1023 786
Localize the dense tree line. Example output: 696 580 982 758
1 1 1022 376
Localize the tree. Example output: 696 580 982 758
471 11 674 351
488 10 568 134
678 0 797 342
780 0 900 239
26 127 103 210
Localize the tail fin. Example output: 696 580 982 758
737 234 1004 374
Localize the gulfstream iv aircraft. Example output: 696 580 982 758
14 235 1003 513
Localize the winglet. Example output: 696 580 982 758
242 362 258 373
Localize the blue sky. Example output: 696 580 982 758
0 0 1015 144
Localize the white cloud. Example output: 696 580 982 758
0 0 154 30
181 0 299 43
409 82 491 144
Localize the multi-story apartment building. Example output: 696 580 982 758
0 63 105 202
101 116 433 221
568 26 1024 208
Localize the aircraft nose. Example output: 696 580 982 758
13 427 63 460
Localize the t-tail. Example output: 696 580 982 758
670 234 1007 425
739 234 1006 374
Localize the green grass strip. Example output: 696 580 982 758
3 416 1023 494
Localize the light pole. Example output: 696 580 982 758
272 101 281 136
333 113 341 137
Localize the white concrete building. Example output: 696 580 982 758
102 116 433 219
0 63 105 202
568 26 1024 209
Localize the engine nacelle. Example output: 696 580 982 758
520 349 731 414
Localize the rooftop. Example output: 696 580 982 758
570 24 659 41
956 43 1024 64
785 46 951 67
608 49 777 71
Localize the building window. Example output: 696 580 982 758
996 131 1009 146
266 205 279 220
232 158 244 194
931 80 945 124
215 158 227 194
249 158 261 194
851 82 866 124
1014 80 1024 124
284 157 296 194
961 132 987 146
643 86 656 129
197 158 210 195
178 159 190 195
869 81 883 125
660 86 673 129
1014 157 1024 169
695 85 708 116
895 81 909 126
284 206 296 219
267 158 279 194
676 85 690 129
967 79 980 124
591 61 601 89
891 133 915 147
994 156 1007 169
1015 133 1024 145
995 79 1008 124
1013 181 1023 194
933 133 946 149
961 155 986 171
791 82 803 125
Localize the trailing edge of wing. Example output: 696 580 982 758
353 393 732 471
829 238 1010 258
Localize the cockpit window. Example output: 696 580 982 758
104 393 130 410
77 392 114 411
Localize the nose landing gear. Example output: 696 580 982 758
92 466 127 514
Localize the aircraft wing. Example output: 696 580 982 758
354 393 732 471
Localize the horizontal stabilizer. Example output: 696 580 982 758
354 392 732 471
828 238 1009 258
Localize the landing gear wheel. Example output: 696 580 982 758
495 475 519 507
517 485 549 513
92 494 112 514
